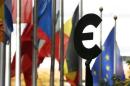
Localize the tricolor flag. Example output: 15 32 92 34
64 6 79 86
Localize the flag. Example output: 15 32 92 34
4 0 13 42
92 27 125 86
64 6 79 86
12 0 32 23
11 0 78 86
0 0 13 42
0 0 4 42
115 43 125 80
11 0 52 85
11 0 68 85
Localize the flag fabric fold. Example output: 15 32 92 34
12 0 32 23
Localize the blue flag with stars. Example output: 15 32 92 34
92 27 125 86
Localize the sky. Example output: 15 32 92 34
64 0 130 56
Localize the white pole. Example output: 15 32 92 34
5 41 11 86
79 0 83 85
15 0 21 85
113 16 117 75
99 7 103 85
0 42 5 86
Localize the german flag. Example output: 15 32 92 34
64 6 79 86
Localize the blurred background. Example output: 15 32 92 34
1 0 130 86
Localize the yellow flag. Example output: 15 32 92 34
64 18 72 75
64 18 72 37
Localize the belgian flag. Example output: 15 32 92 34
64 6 79 86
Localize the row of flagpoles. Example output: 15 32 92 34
0 0 83 86
0 0 124 86
99 6 119 85
0 0 12 86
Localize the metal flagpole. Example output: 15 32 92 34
79 0 83 85
3 42 6 86
16 0 21 85
8 36 11 86
60 0 64 85
5 39 11 86
0 5 7 86
112 16 117 86
0 20 6 86
0 3 6 85
0 44 2 86
0 43 2 86
32 0 38 85
99 7 103 85
113 16 117 75
50 0 56 85
0 42 6 86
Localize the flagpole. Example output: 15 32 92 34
0 24 6 86
1 7 7 86
99 7 103 85
113 16 117 75
3 41 6 86
0 43 1 85
79 0 83 85
7 38 11 86
32 0 38 85
50 0 56 85
113 16 117 86
16 0 21 85
9 39 11 86
60 0 64 85
0 41 6 86
0 4 6 85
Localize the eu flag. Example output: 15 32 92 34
92 27 125 86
